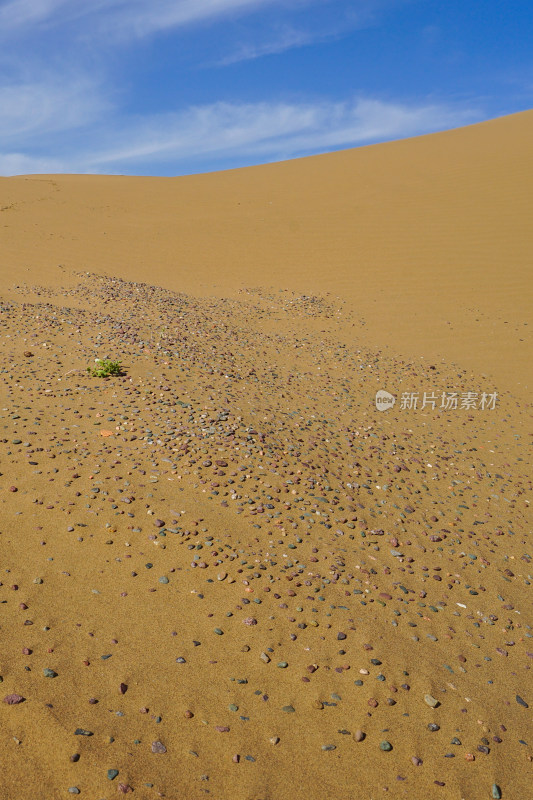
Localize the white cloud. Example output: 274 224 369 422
0 96 481 175
0 151 66 175
216 26 328 65
0 76 109 140
0 0 293 39
91 98 481 169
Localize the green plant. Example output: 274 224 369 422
87 358 122 377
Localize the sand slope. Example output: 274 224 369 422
0 112 531 800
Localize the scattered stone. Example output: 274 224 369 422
424 694 439 708
3 694 25 705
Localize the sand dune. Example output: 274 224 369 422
2 110 532 397
0 112 531 799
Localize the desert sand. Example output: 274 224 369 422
0 111 531 800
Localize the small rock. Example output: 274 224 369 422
43 668 58 678
3 694 25 705
424 694 439 708
151 741 167 753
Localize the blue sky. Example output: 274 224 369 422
0 0 532 176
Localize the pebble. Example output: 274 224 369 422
3 694 25 705
424 694 439 708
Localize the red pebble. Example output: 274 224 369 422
4 694 25 704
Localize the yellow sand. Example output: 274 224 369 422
0 111 531 800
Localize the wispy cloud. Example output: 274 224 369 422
0 75 109 141
0 95 482 176
0 0 294 40
93 98 481 169
216 27 319 65
0 151 66 175
213 3 382 66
